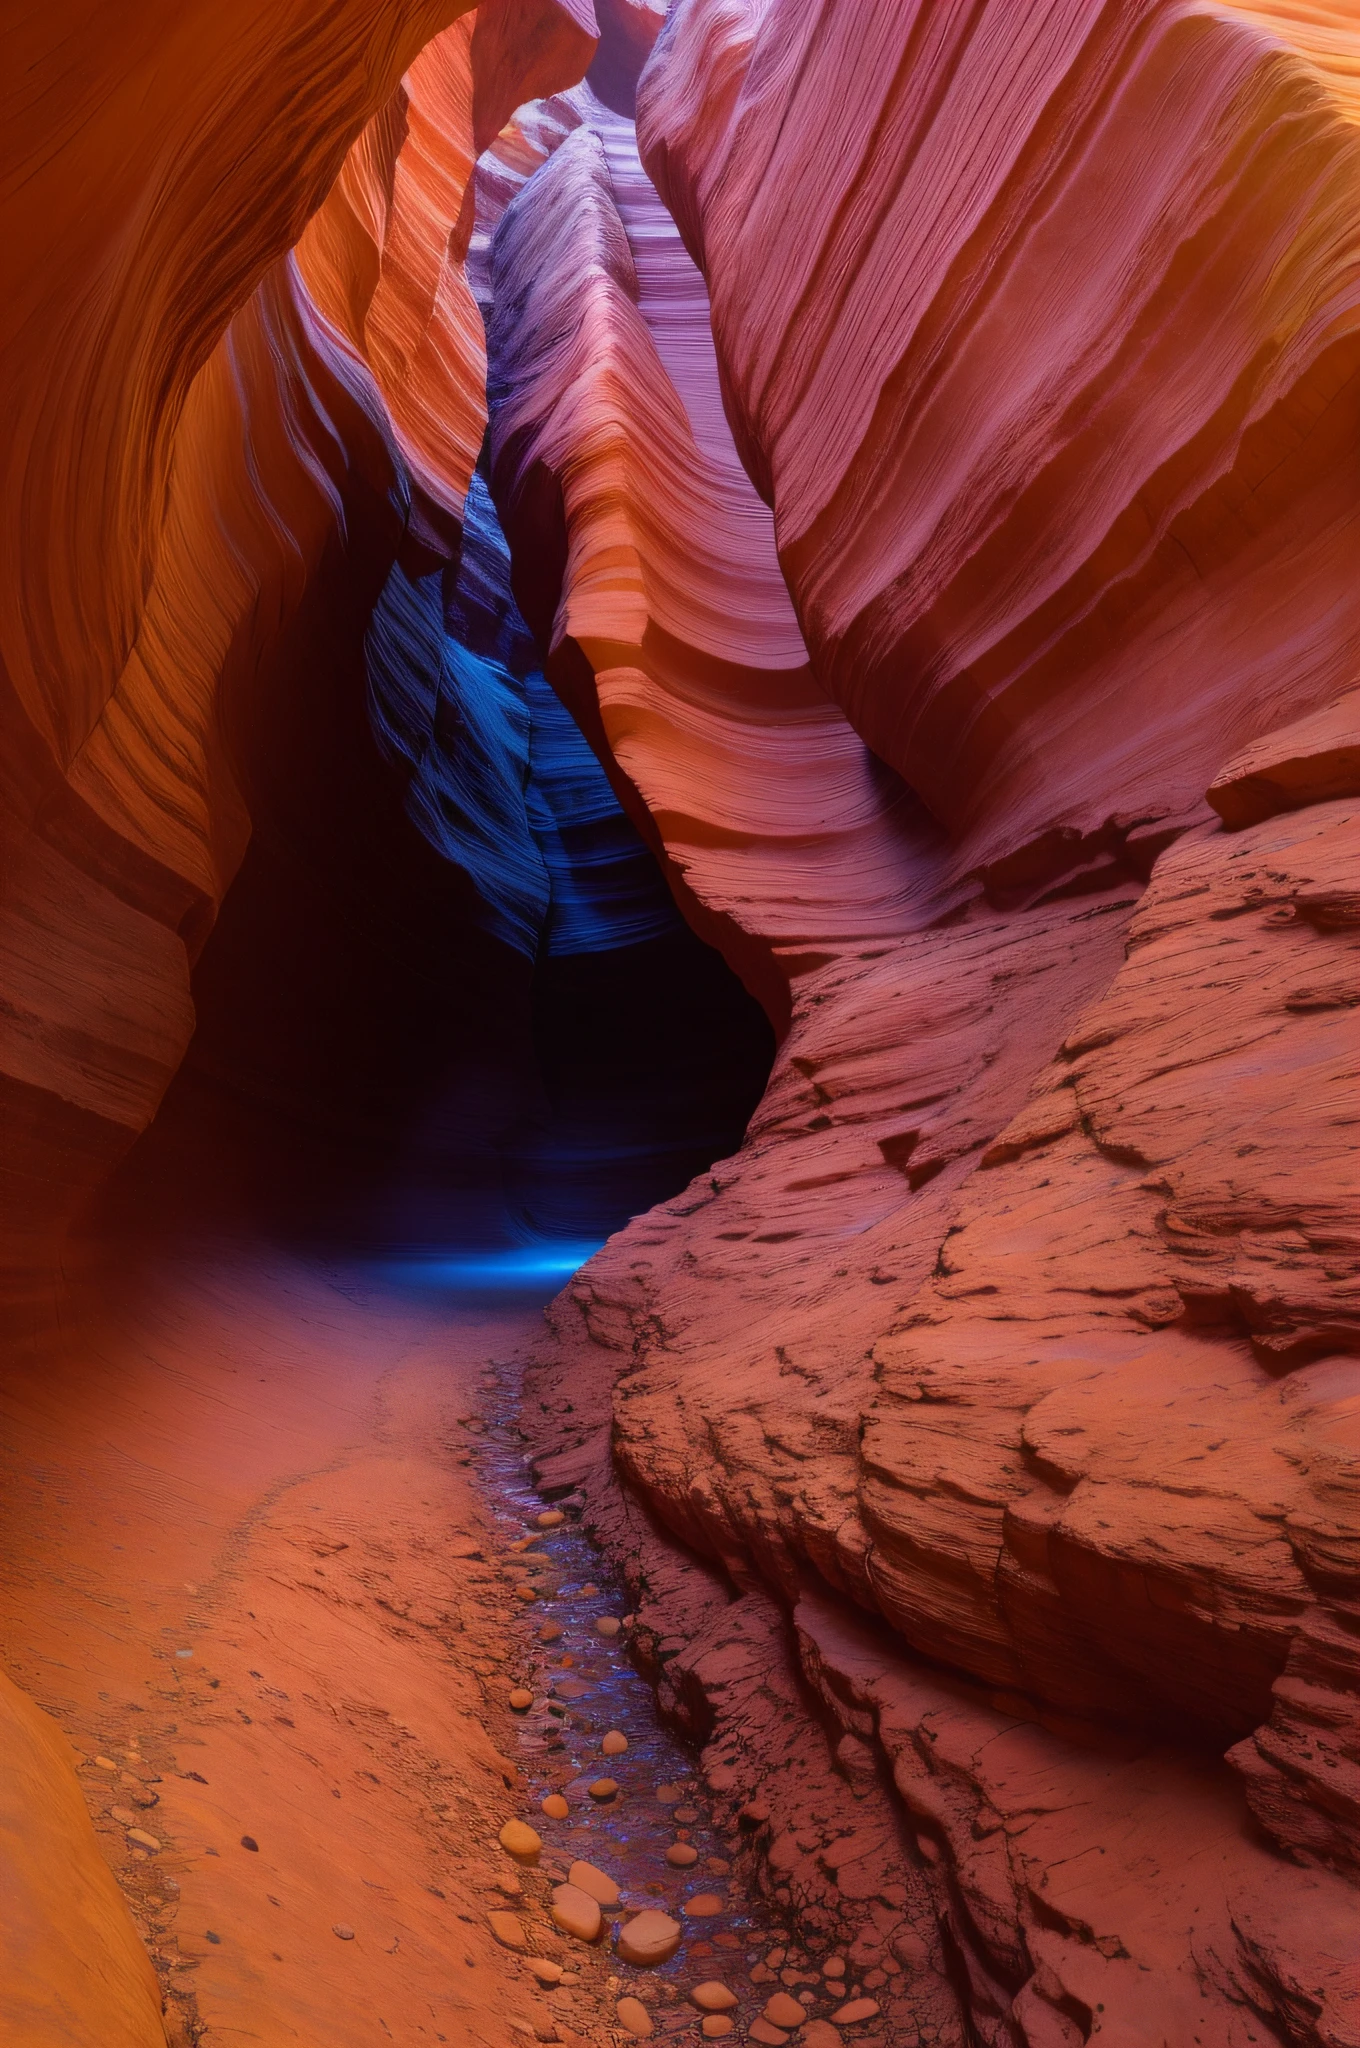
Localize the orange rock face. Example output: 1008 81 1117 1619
0 2 598 1278
489 8 1360 2044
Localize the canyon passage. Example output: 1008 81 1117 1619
1 4 1358 2047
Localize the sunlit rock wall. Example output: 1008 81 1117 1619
494 7 1360 2044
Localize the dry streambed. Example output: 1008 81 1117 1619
471 1365 890 2047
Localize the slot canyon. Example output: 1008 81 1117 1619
2 2 1358 2045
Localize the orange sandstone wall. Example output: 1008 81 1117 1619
490 9 1360 2044
0 1 596 1278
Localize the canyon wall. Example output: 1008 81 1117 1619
491 7 1360 2045
0 0 598 1283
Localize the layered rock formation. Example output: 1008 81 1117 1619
488 7 1360 2044
0 0 600 1279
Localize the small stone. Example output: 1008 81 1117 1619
800 2027 842 2048
831 1999 880 2025
595 1617 621 1638
332 1924 356 1941
673 1806 699 1825
567 1859 620 1908
94 1757 118 1772
495 1873 523 1897
683 1894 724 1918
739 1802 770 1827
526 1957 563 1985
822 1958 845 1980
550 1883 603 1943
655 1784 682 1804
579 1584 599 1597
111 1806 141 1828
706 1857 731 1875
127 1829 161 1852
538 1623 563 1643
666 1843 699 1867
514 1585 537 1604
764 1993 808 2029
240 1835 259 1852
701 2021 734 2041
749 2024 789 2047
616 1909 682 1967
499 1819 542 1865
536 1511 565 1529
488 1911 527 1951
601 1729 628 1756
587 1778 619 1802
615 1997 654 2039
205 1931 221 1945
509 1689 534 1712
541 1794 570 1820
691 1982 739 2012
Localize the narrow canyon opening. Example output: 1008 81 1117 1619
3 5 1358 2048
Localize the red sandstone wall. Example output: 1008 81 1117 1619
491 9 1360 2043
0 1 596 1279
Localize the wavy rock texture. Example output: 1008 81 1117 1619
491 10 1360 2045
0 2 599 1279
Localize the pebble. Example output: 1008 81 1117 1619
525 1957 563 1985
701 2022 734 2041
127 1829 161 1853
595 1616 621 1638
94 1757 118 1772
508 1689 534 1712
655 1784 682 1804
567 1859 621 1908
499 1819 542 1865
601 1729 628 1756
537 1623 563 1643
550 1883 603 1944
615 1997 654 2039
665 1843 699 1867
616 1909 682 1967
587 1778 619 1802
822 1957 845 1980
541 1794 570 1820
764 1993 808 2029
673 1806 699 1825
536 1511 565 1529
332 1924 355 1941
749 2024 789 2047
488 1911 528 1951
801 2026 842 2048
580 1584 599 1597
832 1998 881 2025
691 1982 739 2012
111 1806 141 1828
683 1894 724 1918
513 1586 537 1603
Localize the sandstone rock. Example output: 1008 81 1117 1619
665 1843 698 1867
526 1957 563 1985
691 1981 738 2012
749 2024 790 2048
587 1778 618 1802
830 2000 879 2026
567 1859 620 1907
126 1830 160 1853
508 1689 534 1711
489 1911 528 1951
332 1925 356 1942
499 1819 543 1864
763 1993 807 2029
550 1883 603 1943
701 2021 733 2040
683 1894 723 1918
616 1910 682 1967
541 1794 570 1820
601 1729 628 1755
110 1807 141 1829
615 1997 654 2038
595 1616 621 1638
536 1511 565 1529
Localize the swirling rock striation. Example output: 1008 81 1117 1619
493 9 1360 2044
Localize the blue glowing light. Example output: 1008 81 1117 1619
369 1243 603 1291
